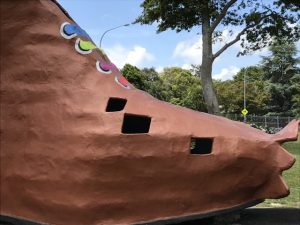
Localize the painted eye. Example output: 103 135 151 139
75 38 92 55
96 61 112 74
60 22 77 39
115 75 131 89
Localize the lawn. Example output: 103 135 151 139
258 133 300 208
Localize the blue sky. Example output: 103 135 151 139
58 0 299 80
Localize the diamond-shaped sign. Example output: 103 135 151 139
241 108 248 116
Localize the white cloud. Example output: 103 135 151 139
218 29 234 43
172 29 242 65
155 65 164 73
181 63 192 70
172 37 202 64
126 46 155 66
106 44 155 68
213 66 240 80
214 28 243 52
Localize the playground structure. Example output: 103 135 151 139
0 0 299 224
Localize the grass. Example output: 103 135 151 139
258 133 300 208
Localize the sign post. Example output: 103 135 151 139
242 108 248 122
243 69 247 122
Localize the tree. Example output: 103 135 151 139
121 65 206 110
140 67 170 101
121 64 170 101
160 67 206 111
215 66 271 115
261 40 300 116
135 0 300 114
121 64 148 90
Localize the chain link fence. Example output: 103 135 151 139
223 114 298 131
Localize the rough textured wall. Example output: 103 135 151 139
0 0 299 224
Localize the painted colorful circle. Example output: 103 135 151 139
96 61 112 74
115 76 131 89
75 38 92 55
60 22 91 40
60 22 76 39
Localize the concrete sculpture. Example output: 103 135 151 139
0 0 299 224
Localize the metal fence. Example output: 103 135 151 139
223 114 297 130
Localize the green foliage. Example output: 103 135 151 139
135 0 207 33
233 66 265 82
291 93 300 118
160 67 207 111
135 0 299 114
121 64 148 90
135 0 299 55
121 64 170 101
261 40 300 116
215 66 271 115
121 65 206 111
141 67 170 101
121 58 298 117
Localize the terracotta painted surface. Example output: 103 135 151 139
0 0 299 224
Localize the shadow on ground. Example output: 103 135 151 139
1 208 299 225
174 208 300 225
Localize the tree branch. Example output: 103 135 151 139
213 27 248 60
212 14 272 60
210 0 238 32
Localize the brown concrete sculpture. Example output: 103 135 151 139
0 0 299 224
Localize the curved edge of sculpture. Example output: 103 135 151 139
0 0 299 224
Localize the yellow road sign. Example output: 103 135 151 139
242 108 248 116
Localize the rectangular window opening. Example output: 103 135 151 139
106 97 127 112
190 137 213 155
122 114 151 134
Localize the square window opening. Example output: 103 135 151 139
122 114 151 134
106 97 127 112
190 137 213 155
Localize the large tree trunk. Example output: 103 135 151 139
200 7 220 115
201 55 219 114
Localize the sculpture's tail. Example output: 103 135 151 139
273 119 299 144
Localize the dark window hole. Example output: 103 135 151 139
190 137 213 155
122 114 151 134
106 97 127 112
